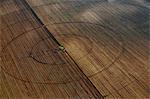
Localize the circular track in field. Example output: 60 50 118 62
1 1 148 85
30 34 93 64
0 22 123 84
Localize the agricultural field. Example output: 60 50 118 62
0 0 149 98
